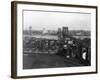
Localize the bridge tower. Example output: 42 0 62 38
62 26 69 38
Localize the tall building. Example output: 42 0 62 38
29 26 32 35
58 28 62 40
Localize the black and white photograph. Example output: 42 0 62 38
11 1 97 78
23 10 91 69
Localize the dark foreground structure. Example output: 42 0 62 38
23 27 91 69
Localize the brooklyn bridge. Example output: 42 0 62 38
23 26 91 69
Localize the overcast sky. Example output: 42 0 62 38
23 10 91 31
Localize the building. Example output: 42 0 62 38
23 26 91 65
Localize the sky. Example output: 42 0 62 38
23 10 91 31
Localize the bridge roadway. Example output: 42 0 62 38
23 53 87 69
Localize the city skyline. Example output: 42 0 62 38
23 27 91 32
